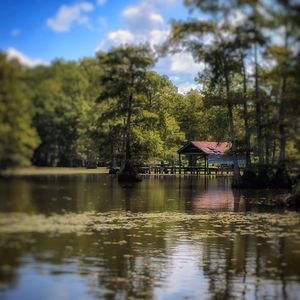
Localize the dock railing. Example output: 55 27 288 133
138 164 237 175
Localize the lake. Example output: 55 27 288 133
0 174 300 299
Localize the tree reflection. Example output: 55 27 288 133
0 177 300 299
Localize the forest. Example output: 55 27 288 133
0 0 299 186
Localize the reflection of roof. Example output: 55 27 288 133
192 190 237 212
178 141 230 155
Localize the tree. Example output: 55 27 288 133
176 90 231 142
0 53 39 169
27 60 89 166
166 0 243 185
143 72 185 162
96 45 155 163
76 58 103 166
269 0 300 167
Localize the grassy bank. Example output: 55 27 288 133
0 166 109 177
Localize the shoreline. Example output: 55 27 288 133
0 166 109 177
0 166 234 178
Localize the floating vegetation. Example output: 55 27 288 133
0 211 299 241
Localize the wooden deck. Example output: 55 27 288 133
139 165 235 175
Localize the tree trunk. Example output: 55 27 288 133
224 62 241 186
271 138 276 165
109 125 115 167
265 136 270 166
125 93 133 161
278 101 286 165
254 42 263 165
118 92 142 182
227 102 242 186
278 28 288 166
274 36 292 189
241 56 252 169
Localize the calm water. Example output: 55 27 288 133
0 174 300 300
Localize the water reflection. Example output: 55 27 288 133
0 175 288 215
177 176 244 212
0 175 299 299
1 219 300 299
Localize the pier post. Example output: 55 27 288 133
179 154 181 174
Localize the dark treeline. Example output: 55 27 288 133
165 0 300 185
0 0 299 184
0 50 230 169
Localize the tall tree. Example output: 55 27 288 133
97 45 155 163
143 72 185 161
270 0 299 166
27 60 89 166
232 24 255 170
166 0 243 185
0 53 39 169
233 0 270 167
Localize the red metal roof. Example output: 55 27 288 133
190 141 230 155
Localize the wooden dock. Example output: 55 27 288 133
138 165 234 175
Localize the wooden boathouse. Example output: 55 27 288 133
143 141 245 175
177 141 230 175
131 141 245 175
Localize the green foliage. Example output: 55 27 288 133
27 60 90 166
0 53 39 168
143 72 185 161
166 0 300 171
95 45 185 164
1 0 299 171
96 45 155 162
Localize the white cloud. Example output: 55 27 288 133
47 2 94 32
98 28 169 51
150 13 164 25
177 82 199 94
96 0 198 91
108 30 135 45
122 3 164 34
96 0 106 5
170 52 204 74
11 29 22 37
149 29 169 46
122 6 138 17
6 48 45 67
97 0 171 50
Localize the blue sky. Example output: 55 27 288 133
0 0 204 93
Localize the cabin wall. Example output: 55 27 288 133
208 155 246 166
